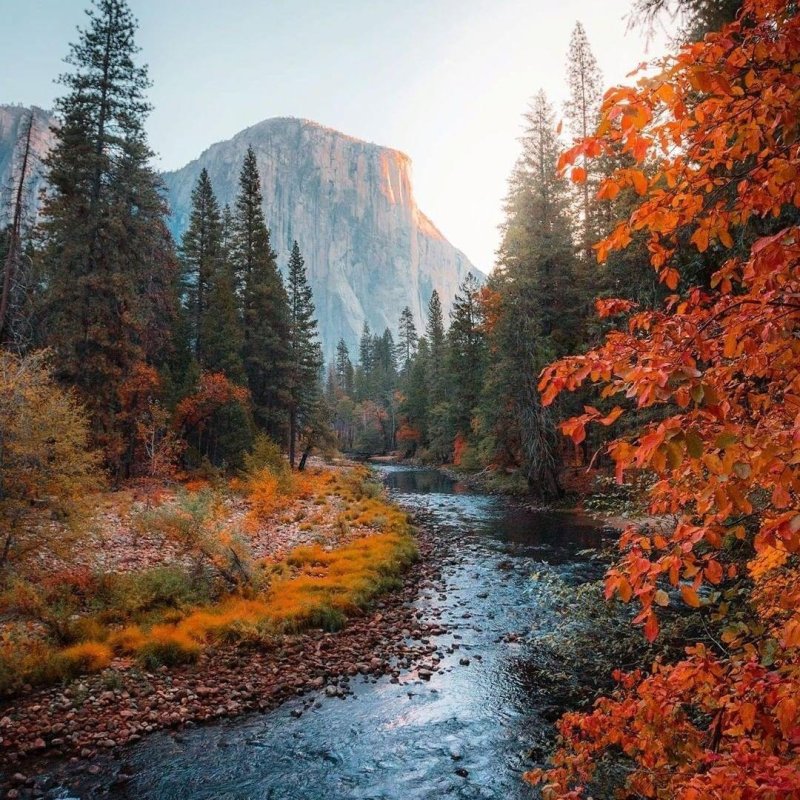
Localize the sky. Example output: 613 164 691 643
0 0 671 271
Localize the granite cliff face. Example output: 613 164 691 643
0 107 480 357
162 118 479 356
0 105 56 226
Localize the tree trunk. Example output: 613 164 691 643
1 111 34 344
289 407 297 468
298 443 312 472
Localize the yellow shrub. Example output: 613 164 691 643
61 641 113 672
108 625 147 654
137 626 200 668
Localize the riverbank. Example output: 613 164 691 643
0 465 449 795
1 530 447 796
13 465 615 799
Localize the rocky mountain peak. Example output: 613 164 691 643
162 116 480 356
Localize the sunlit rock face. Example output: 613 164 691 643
162 117 480 357
0 105 56 225
0 108 481 358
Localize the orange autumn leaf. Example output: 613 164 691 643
681 584 701 608
532 3 800 796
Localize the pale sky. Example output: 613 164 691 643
0 0 671 271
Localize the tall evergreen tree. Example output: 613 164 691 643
359 322 374 371
355 321 374 401
398 336 430 452
38 0 178 472
447 273 487 438
201 266 245 383
1 109 37 348
396 305 418 371
425 290 447 406
285 241 322 467
565 22 603 258
220 203 235 260
231 146 290 434
480 91 578 496
631 0 742 42
335 338 354 396
180 168 222 363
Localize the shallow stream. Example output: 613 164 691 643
54 465 606 799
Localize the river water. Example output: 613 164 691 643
54 465 606 799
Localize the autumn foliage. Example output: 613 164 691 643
175 371 250 434
0 351 100 571
533 1 800 796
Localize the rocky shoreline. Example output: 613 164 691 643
0 518 452 798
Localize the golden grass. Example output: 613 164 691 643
105 526 417 657
60 641 113 672
136 626 201 667
107 624 147 653
4 467 416 688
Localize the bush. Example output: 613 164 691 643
1 571 99 643
60 641 113 672
107 566 215 617
136 627 200 669
134 491 254 588
108 624 147 654
246 469 282 521
67 616 108 644
0 640 66 695
243 434 291 487
0 350 102 574
457 444 482 471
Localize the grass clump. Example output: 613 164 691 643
107 624 147 653
60 641 113 672
136 627 201 669
108 566 215 616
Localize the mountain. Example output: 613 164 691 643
0 105 55 226
0 107 481 357
161 118 480 357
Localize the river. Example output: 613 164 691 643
50 465 607 799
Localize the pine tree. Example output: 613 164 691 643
180 168 223 363
38 0 179 473
285 241 323 467
231 146 290 434
335 338 354 396
396 305 418 371
480 91 579 497
565 21 603 258
355 321 374 401
201 265 245 383
374 327 398 397
399 336 430 451
447 273 487 438
630 0 742 43
372 327 398 450
359 322 373 371
1 109 37 347
220 203 235 259
425 290 447 406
